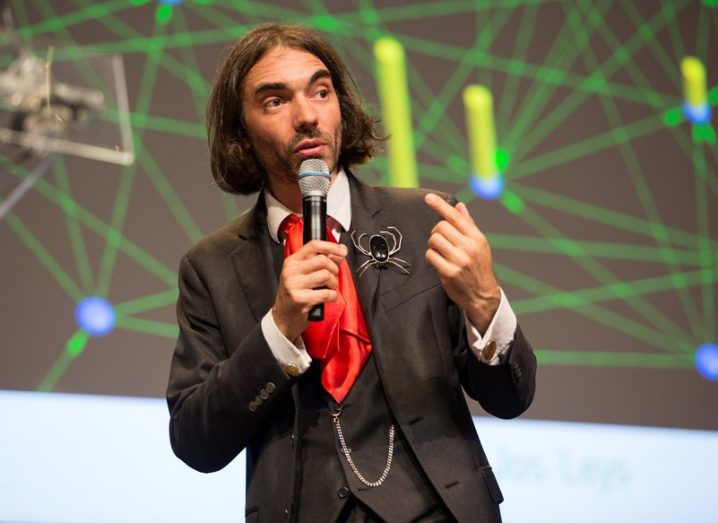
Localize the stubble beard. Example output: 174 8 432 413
254 124 342 186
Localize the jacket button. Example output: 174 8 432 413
259 389 270 400
248 401 258 412
266 381 276 393
337 486 350 499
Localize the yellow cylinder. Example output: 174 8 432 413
681 56 707 108
374 37 418 188
463 85 497 180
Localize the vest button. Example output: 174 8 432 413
337 486 350 499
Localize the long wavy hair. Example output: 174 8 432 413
206 23 384 194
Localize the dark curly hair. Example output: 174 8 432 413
206 23 383 194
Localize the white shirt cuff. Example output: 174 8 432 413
261 311 312 375
465 288 517 366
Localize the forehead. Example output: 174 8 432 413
244 46 329 91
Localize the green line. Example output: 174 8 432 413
3 212 84 303
504 1 609 154
694 145 715 342
496 2 540 127
95 19 168 296
513 184 718 252
53 160 94 293
535 350 693 368
497 263 694 354
696 1 711 61
19 0 131 39
115 316 179 338
170 6 211 118
487 234 715 266
512 267 716 316
5 166 177 287
37 351 74 392
508 113 666 181
138 148 204 243
413 6 514 150
508 0 687 162
512 204 691 346
571 9 704 341
37 329 90 392
94 163 137 297
621 3 687 88
114 288 178 315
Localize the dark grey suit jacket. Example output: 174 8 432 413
167 172 537 522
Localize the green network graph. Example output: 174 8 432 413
1 0 716 428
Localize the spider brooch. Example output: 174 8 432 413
350 226 411 278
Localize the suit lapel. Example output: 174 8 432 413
230 194 279 323
343 173 382 332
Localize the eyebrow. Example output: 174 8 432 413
253 68 332 97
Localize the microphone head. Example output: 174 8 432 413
298 159 330 198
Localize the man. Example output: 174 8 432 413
167 23 536 523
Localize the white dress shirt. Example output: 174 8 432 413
260 169 517 376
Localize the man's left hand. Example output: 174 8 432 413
424 193 500 333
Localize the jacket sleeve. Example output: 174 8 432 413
448 284 536 419
436 193 537 419
166 254 294 473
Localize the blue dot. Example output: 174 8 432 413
682 102 712 125
158 0 183 4
469 173 504 200
75 297 116 336
695 343 718 381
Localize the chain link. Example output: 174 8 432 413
332 412 394 488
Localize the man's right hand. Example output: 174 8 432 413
272 240 348 341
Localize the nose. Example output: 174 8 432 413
292 95 318 131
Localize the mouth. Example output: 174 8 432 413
293 139 326 158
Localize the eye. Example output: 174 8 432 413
316 88 329 99
266 97 282 107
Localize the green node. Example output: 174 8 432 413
692 123 717 144
702 0 718 6
708 87 718 104
495 148 510 171
65 330 90 357
156 4 173 25
662 108 682 127
131 0 152 5
313 14 341 32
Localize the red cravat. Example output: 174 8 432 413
281 214 371 403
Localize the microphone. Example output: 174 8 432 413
298 159 330 322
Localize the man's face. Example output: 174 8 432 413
242 46 342 198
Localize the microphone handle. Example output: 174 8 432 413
303 195 326 322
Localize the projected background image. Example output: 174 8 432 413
1 0 716 431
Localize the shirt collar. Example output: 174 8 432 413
265 167 352 243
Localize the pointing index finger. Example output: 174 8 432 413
424 193 474 234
